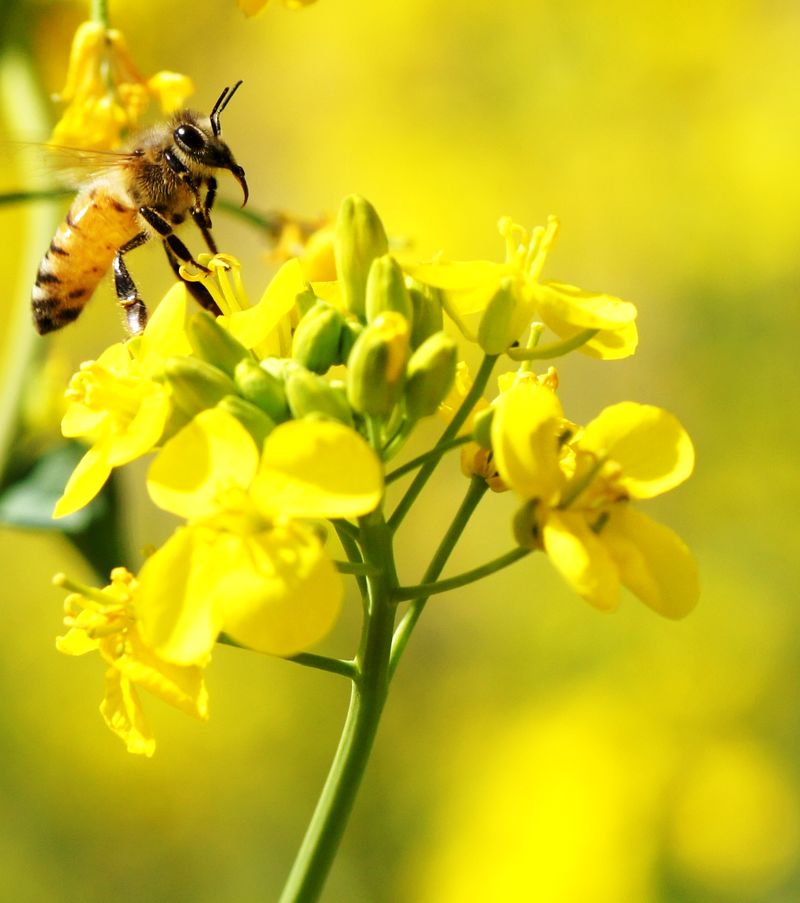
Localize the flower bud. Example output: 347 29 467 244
512 500 542 548
233 358 290 422
346 311 410 416
295 286 318 318
187 310 250 377
471 406 494 449
216 395 276 448
338 319 363 362
477 278 519 354
291 302 345 374
403 332 457 420
409 285 444 349
334 195 389 318
286 369 354 427
164 357 238 419
365 255 413 323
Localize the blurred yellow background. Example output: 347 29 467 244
1 1 799 900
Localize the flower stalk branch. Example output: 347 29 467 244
392 546 531 602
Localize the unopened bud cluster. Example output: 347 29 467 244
164 196 457 452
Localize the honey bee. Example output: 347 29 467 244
32 81 248 336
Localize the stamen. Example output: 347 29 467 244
528 215 560 281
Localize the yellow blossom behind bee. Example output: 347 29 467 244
50 21 194 150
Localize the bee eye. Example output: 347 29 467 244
174 125 206 152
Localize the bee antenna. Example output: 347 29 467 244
210 80 244 136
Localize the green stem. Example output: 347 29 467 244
216 199 290 239
279 512 397 903
216 634 356 679
394 546 530 601
332 520 368 607
285 653 357 681
0 53 58 485
389 476 488 677
90 0 110 26
388 354 497 532
334 560 377 576
385 434 471 485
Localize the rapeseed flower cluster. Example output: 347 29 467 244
54 196 698 753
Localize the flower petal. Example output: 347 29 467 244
491 381 565 504
252 420 383 519
137 526 225 665
580 402 695 498
115 629 209 720
220 526 342 656
100 669 156 757
223 258 304 352
53 443 112 518
535 282 637 329
105 388 171 466
601 506 699 618
408 260 507 314
147 408 259 519
542 511 620 611
137 282 193 363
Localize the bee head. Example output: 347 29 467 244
172 82 249 205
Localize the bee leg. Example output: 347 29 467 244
113 231 150 335
164 246 222 317
190 176 218 254
191 208 218 254
139 205 211 274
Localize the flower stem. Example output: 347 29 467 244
393 546 530 601
90 0 110 27
0 51 59 484
388 354 497 532
389 476 488 677
385 434 471 485
279 512 397 903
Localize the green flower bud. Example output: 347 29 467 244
233 358 290 422
334 195 389 318
409 284 444 349
403 332 457 420
295 286 318 318
216 395 276 448
471 405 494 449
346 311 410 416
477 278 518 354
164 357 239 419
187 311 250 377
512 499 541 549
365 254 413 323
292 302 345 374
338 319 363 362
286 368 354 426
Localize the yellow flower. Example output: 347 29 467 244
268 215 337 283
56 568 209 757
409 217 638 359
492 381 698 617
50 21 194 149
54 285 191 519
137 408 383 664
182 254 302 359
439 363 560 491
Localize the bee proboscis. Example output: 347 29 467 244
32 81 248 336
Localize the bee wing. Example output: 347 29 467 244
43 144 138 189
2 141 137 190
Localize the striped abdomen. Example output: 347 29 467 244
32 189 140 334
